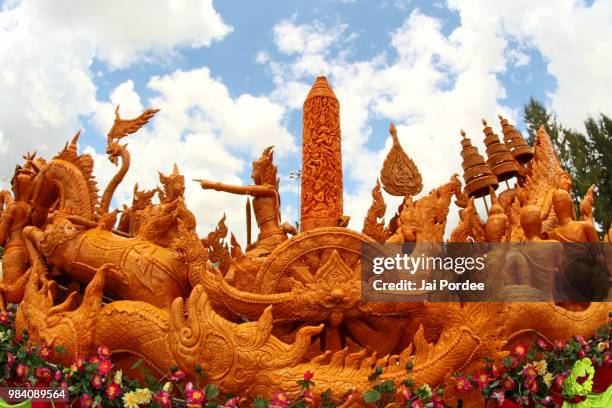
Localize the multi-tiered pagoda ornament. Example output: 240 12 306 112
498 114 534 164
459 129 499 198
481 118 520 183
380 122 423 196
300 76 345 230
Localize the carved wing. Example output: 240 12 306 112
107 105 160 142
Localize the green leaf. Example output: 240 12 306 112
380 380 395 393
503 356 513 368
363 390 381 403
206 383 220 400
254 396 269 408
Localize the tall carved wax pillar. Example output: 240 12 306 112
301 76 344 231
459 130 499 198
498 114 533 164
482 118 519 182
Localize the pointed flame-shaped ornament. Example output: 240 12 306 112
380 123 423 197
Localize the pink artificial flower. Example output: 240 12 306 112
154 390 172 408
105 382 122 400
97 345 111 358
303 370 314 382
491 390 505 406
604 353 612 366
303 389 314 404
6 353 15 368
579 350 586 358
576 335 588 347
186 382 206 404
79 393 93 407
54 370 62 381
170 368 187 382
454 376 472 393
270 391 290 408
225 396 241 408
536 338 548 350
97 359 112 375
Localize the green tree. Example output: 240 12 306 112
523 98 612 233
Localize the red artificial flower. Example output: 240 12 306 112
91 374 104 389
98 345 111 358
576 335 588 347
475 370 490 389
75 356 86 370
522 364 538 379
432 394 445 408
89 355 100 365
303 370 314 382
0 311 9 325
502 376 515 391
411 398 423 408
604 353 612 366
512 343 527 359
554 340 567 350
35 367 53 382
97 359 112 375
454 376 472 393
579 350 586 358
16 364 28 377
396 384 411 401
525 378 539 393
38 345 54 361
79 394 93 408
105 382 122 400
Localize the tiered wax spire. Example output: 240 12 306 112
498 114 534 164
482 118 520 182
460 130 499 198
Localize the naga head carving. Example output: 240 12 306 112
159 163 185 202
168 285 322 391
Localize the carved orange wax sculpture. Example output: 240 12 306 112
0 76 609 406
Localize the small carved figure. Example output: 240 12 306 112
197 146 288 257
550 189 599 243
0 165 34 308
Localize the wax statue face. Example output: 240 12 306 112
558 173 572 191
520 206 541 238
553 189 573 219
251 165 261 184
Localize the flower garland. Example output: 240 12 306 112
1 306 611 408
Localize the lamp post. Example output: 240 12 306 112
288 170 302 230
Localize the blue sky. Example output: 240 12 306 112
1 0 610 240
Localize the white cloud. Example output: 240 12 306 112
0 0 231 181
20 0 232 69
